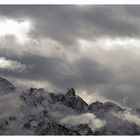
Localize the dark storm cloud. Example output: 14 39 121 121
0 5 140 108
123 5 140 17
0 5 139 45
0 55 112 90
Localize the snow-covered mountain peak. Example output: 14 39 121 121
88 100 124 113
28 88 45 97
103 101 124 112
65 88 76 97
0 77 140 135
88 101 104 112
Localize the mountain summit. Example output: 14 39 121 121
0 77 140 135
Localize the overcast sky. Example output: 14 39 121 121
1 5 140 108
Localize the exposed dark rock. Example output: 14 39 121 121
63 95 88 112
88 101 104 112
68 124 94 135
88 101 124 113
35 122 80 135
0 76 16 95
65 88 76 97
103 101 124 112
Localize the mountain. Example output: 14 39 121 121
88 101 125 118
0 77 140 135
35 122 80 135
0 76 16 95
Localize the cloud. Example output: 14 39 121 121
0 92 23 119
60 113 106 131
0 57 27 72
0 35 67 58
0 6 139 45
8 77 56 92
112 111 140 126
0 5 140 108
0 18 31 45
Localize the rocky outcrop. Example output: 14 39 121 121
0 76 139 136
35 122 80 135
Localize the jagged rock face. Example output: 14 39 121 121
94 122 140 135
20 88 46 107
0 77 15 95
48 88 76 104
0 82 140 135
19 87 140 135
65 88 76 97
63 88 89 112
67 124 94 135
88 101 124 113
49 93 66 104
35 122 80 135
48 89 88 112
88 101 104 112
88 101 125 119
88 101 105 117
63 95 88 112
103 102 124 112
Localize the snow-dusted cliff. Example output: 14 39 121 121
0 76 140 135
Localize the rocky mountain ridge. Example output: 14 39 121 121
0 76 140 135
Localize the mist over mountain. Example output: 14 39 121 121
0 76 140 135
0 77 15 95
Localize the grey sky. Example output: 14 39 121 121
0 5 140 108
